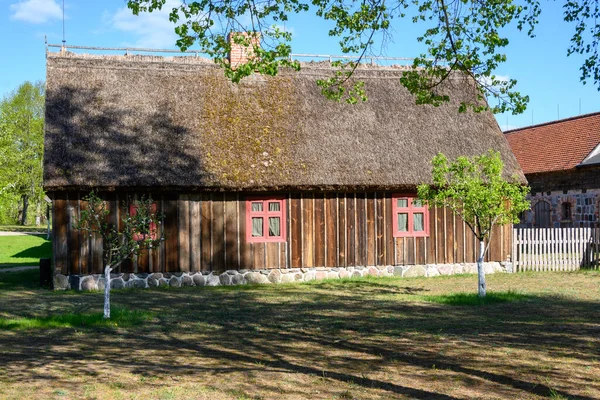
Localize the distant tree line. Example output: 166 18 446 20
0 81 45 226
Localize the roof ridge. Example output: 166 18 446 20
504 111 600 134
46 50 416 71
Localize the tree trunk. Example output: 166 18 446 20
20 194 29 225
35 203 41 226
104 265 113 319
477 240 486 297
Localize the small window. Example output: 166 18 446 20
129 202 158 241
392 195 429 237
562 202 572 220
246 197 286 242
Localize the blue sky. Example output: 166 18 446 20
0 0 598 130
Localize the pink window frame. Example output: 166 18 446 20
129 202 158 241
392 194 430 238
245 197 287 243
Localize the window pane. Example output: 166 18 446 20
397 213 408 232
413 199 423 207
397 199 408 208
269 217 281 236
562 203 571 219
252 217 263 237
414 213 424 231
269 202 280 212
251 202 263 212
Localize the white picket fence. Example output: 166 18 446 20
512 228 600 272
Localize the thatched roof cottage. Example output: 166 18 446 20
44 45 523 290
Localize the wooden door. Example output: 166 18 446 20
534 201 551 228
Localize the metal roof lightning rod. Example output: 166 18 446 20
61 0 66 51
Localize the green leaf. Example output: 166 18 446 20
123 0 597 114
75 192 165 268
418 150 530 243
0 81 46 224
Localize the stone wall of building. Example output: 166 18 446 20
526 166 600 193
518 189 600 228
53 262 512 291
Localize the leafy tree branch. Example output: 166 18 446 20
0 81 45 225
74 192 163 319
121 0 600 114
417 150 530 297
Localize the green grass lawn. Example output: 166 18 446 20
0 235 51 267
0 269 599 400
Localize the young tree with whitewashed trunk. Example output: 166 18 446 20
74 192 163 319
417 151 529 297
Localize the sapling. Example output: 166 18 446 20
418 151 529 297
74 192 163 318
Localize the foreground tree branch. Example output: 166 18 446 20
121 0 600 114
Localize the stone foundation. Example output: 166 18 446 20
53 262 512 291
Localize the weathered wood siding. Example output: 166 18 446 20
51 191 512 275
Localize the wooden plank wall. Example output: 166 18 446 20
52 191 512 275
393 205 511 266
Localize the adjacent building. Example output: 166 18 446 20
505 112 600 228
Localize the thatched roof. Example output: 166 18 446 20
44 51 525 191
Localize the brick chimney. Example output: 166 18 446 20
228 32 260 69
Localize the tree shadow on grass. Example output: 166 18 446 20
0 278 598 399
11 240 52 259
0 269 40 290
305 278 431 296
424 291 533 305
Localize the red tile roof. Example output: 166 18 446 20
504 112 600 174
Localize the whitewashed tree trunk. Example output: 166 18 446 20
104 265 113 319
477 240 486 297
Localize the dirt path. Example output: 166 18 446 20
0 266 38 273
0 232 46 236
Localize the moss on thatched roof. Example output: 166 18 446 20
43 52 524 191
